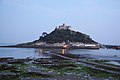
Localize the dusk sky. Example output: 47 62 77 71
0 0 120 45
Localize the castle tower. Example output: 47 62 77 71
58 23 71 30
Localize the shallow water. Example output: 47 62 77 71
0 42 120 60
0 48 49 59
69 49 120 60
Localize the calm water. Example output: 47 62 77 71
0 48 49 59
0 47 120 60
0 43 120 60
69 49 120 60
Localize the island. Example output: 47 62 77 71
0 24 120 80
1 24 100 49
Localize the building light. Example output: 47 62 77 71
63 45 68 48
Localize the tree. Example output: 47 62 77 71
42 32 47 37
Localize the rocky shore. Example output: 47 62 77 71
0 52 120 80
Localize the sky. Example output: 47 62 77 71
0 0 120 45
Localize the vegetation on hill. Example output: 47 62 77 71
34 28 97 44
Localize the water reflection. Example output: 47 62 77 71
0 47 120 60
34 48 43 58
34 48 68 58
62 49 67 54
39 48 43 58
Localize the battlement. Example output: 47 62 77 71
57 23 71 30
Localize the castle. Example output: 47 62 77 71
57 23 71 30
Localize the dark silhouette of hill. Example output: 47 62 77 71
34 27 97 44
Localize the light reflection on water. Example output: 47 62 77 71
62 49 67 54
34 48 43 58
0 47 120 60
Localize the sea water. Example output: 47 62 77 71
0 43 120 60
69 49 120 60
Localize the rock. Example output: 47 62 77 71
0 57 14 62
0 72 17 76
0 64 16 70
7 58 33 64
21 77 58 80
26 66 50 76
8 59 24 64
